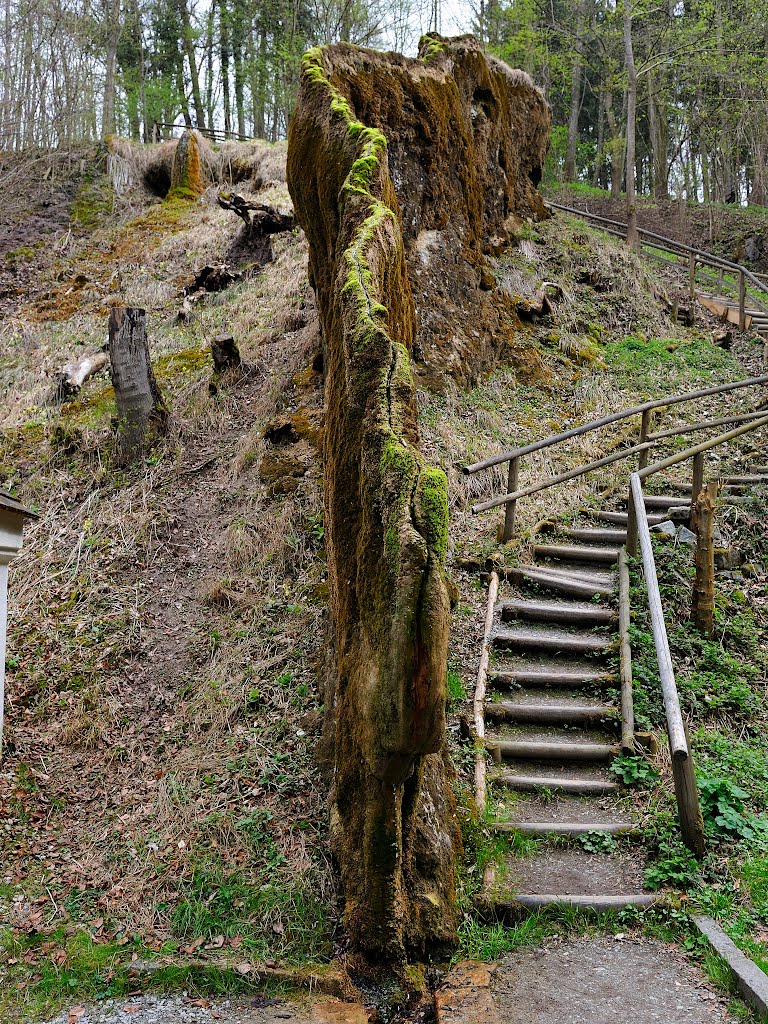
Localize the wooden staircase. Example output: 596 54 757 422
696 289 768 341
475 467 768 915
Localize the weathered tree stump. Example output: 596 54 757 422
210 333 241 373
691 481 718 637
108 306 168 464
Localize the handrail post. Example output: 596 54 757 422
626 483 639 557
502 456 519 542
739 269 746 331
690 451 705 529
689 252 696 301
638 409 654 469
672 744 706 857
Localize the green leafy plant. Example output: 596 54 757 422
698 777 754 839
610 754 659 787
579 830 617 853
644 841 701 891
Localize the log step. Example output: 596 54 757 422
484 701 619 725
494 627 614 654
493 772 620 795
565 527 627 544
720 475 768 484
748 465 768 475
594 510 668 526
533 543 620 564
499 598 615 626
641 495 691 510
490 893 659 912
494 821 634 837
490 667 616 688
488 739 617 762
510 566 613 599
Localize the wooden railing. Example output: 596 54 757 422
548 201 768 325
465 376 768 855
624 415 768 854
464 374 768 541
153 122 256 144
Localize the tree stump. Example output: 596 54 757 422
691 481 718 637
108 306 168 464
211 333 242 374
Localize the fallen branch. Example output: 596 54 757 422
217 190 294 233
48 350 108 404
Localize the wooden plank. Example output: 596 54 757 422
533 543 620 563
490 668 615 688
484 701 618 724
494 821 633 836
488 738 617 761
492 893 660 912
499 598 615 626
493 628 614 654
494 772 620 794
474 571 499 815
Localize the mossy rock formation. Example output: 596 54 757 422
291 34 550 392
288 40 470 960
168 129 207 199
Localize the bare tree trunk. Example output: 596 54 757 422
623 0 638 244
647 69 669 200
108 307 168 464
102 0 121 137
605 84 624 200
691 482 717 637
564 0 586 182
179 0 206 129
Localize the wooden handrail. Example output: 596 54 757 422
464 375 768 476
471 441 653 514
629 472 705 856
648 411 766 441
548 201 768 300
638 413 768 481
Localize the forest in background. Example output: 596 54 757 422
1 0 767 204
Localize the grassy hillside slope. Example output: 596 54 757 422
1 149 767 1020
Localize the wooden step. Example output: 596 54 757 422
490 667 615 688
594 510 668 526
484 701 619 725
494 627 614 654
494 821 634 837
565 527 627 544
748 465 768 475
510 566 613 599
641 495 691 510
499 598 615 627
488 738 617 761
720 475 768 484
493 772 621 795
489 893 660 912
533 543 620 564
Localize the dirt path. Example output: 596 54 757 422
491 936 739 1023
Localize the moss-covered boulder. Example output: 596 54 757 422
288 43 460 959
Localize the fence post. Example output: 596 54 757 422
689 252 696 301
691 481 717 638
626 483 639 557
739 270 746 331
672 743 706 857
638 409 654 469
689 451 705 529
502 456 519 543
